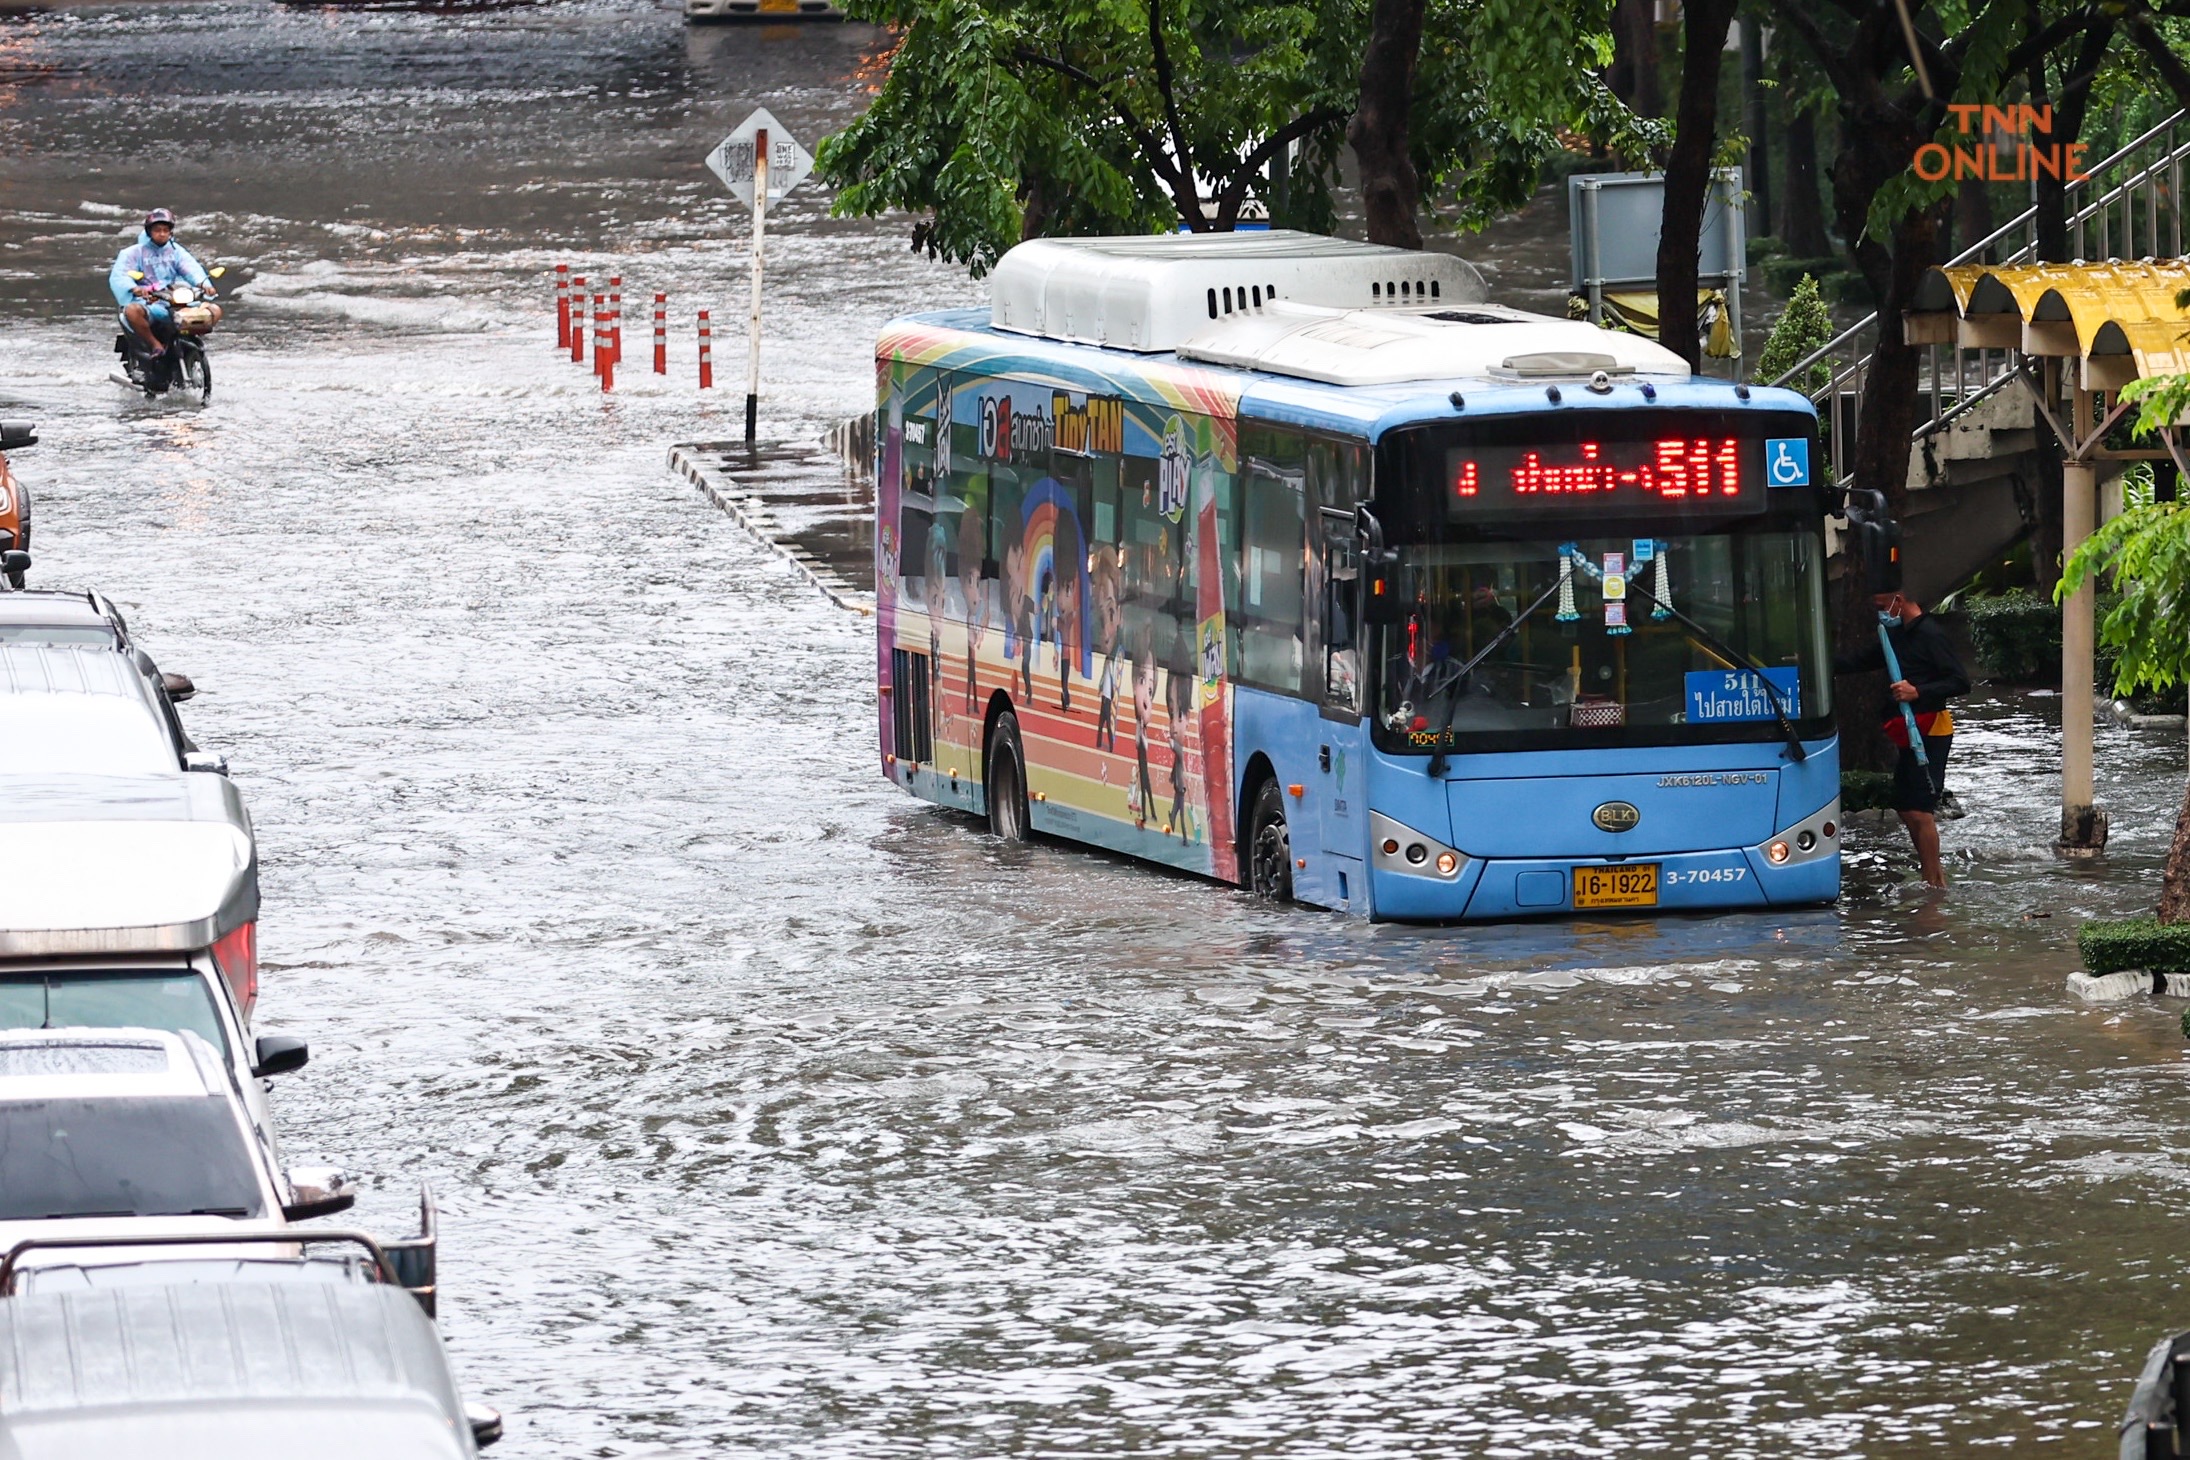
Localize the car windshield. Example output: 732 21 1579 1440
0 973 228 1057
0 625 117 648
0 1095 264 1221
0 695 174 775
1374 413 1831 754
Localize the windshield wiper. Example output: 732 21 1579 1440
1621 576 1809 765
1422 575 1572 778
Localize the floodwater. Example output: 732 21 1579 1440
2 5 2189 1454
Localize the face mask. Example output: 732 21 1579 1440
1878 610 1901 628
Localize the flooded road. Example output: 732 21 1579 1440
4 5 2190 1454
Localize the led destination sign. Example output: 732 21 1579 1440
1446 436 1767 518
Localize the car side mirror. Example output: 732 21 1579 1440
183 750 229 776
251 1033 308 1078
466 1403 504 1448
0 551 28 576
161 670 197 702
282 1165 356 1223
0 422 36 451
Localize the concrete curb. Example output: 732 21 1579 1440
667 444 875 618
2068 969 2153 1002
2065 969 2190 1001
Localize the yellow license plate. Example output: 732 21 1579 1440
1573 864 1659 908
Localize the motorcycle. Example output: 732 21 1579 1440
0 422 33 589
115 266 230 403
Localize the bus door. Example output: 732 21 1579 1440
1314 507 1368 859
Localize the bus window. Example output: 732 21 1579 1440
1308 437 1366 511
1239 426 1307 695
1320 510 1362 715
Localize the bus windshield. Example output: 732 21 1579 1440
1374 413 1832 755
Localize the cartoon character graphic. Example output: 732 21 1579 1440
1165 615 1195 840
957 502 988 713
925 512 951 742
1004 539 1032 699
1052 560 1077 713
1130 623 1158 825
1090 544 1123 750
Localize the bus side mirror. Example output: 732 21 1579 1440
1355 507 1406 624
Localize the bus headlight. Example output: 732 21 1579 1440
1755 798 1839 869
1370 812 1466 882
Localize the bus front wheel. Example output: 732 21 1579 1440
985 710 1032 842
1247 779 1293 901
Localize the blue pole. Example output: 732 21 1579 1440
1878 623 1930 768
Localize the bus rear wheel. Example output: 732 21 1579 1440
985 710 1031 842
1247 778 1293 901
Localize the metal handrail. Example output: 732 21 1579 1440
1769 110 2189 392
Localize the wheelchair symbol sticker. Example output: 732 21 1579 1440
1765 438 1811 488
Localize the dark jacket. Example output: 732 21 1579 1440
1835 612 1970 720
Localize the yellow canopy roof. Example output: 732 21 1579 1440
1906 260 2190 377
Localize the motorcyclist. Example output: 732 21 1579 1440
109 209 220 359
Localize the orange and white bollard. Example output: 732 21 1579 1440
555 265 570 350
608 276 622 367
570 275 587 363
597 302 613 392
652 294 667 375
698 309 713 390
592 292 605 380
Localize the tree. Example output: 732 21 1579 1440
816 0 1360 274
1351 0 1430 248
2059 492 2190 921
1763 0 2118 765
1654 0 1737 372
817 0 1625 270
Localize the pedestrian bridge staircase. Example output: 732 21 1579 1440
1769 111 2190 601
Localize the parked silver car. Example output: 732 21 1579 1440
0 1237 494 1459
0 1027 351 1279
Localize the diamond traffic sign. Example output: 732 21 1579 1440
706 108 813 209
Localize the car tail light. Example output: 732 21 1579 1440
212 920 259 1017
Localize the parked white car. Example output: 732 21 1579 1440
0 1027 350 1284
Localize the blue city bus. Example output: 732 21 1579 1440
874 232 1837 919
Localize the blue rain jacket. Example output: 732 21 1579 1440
109 231 211 308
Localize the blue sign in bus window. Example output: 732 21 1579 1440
1686 667 1801 722
1765 438 1811 488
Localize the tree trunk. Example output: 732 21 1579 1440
1955 173 1993 258
1610 0 1662 118
1656 0 1736 373
1350 0 1428 249
2161 775 2190 924
1778 91 1832 258
1740 19 1771 237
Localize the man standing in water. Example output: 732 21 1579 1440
1837 589 1969 888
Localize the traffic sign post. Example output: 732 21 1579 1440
706 108 812 444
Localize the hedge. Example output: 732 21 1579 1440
1841 770 1896 812
2078 917 2190 976
1964 591 2059 682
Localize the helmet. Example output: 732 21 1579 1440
144 208 176 229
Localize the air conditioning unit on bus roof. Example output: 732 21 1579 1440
988 230 1492 353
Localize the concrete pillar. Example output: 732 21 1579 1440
2059 459 2108 855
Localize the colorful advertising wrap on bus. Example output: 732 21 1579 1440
875 321 1243 882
